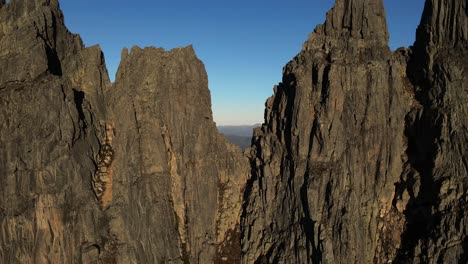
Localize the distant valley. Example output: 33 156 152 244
217 124 259 150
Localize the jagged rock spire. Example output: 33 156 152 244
409 0 468 87
323 0 389 44
0 0 82 85
304 0 390 57
1 0 248 263
1 0 60 14
398 0 468 262
415 0 468 48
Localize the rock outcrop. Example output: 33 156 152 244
0 0 466 263
241 0 467 263
0 1 110 263
395 0 468 262
103 46 248 263
0 0 247 263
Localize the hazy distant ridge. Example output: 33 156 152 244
218 124 259 149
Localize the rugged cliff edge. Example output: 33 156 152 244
0 1 110 263
0 0 466 263
241 0 467 263
0 0 247 263
104 46 248 263
396 0 468 262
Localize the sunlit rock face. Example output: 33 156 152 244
241 0 467 263
0 0 466 263
0 1 247 263
0 1 110 263
106 46 248 263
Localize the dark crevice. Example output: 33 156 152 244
299 118 322 264
33 19 62 76
300 179 321 264
393 45 443 262
282 73 297 190
300 173 316 261
393 106 438 262
312 65 319 86
264 245 276 262
320 64 331 105
73 89 87 131
51 10 58 48
271 242 285 263
45 44 62 76
181 242 190 264
254 255 268 264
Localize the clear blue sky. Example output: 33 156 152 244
60 0 425 125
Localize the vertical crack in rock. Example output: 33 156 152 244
33 18 63 76
242 0 466 263
162 124 189 261
1 0 466 263
394 0 468 262
108 46 248 262
0 1 112 263
72 89 87 131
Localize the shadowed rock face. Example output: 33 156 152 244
241 0 411 262
395 0 468 262
241 0 467 263
0 0 466 263
0 0 247 263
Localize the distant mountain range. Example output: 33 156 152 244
217 124 260 150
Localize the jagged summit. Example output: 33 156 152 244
323 0 389 43
0 0 466 263
0 0 247 263
0 0 83 84
303 0 390 60
416 0 468 48
0 0 60 15
241 0 467 263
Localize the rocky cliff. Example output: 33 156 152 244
0 0 466 263
241 0 467 263
104 46 248 263
0 0 247 263
396 0 468 262
0 0 110 263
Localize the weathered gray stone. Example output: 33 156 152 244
394 0 468 262
0 1 109 263
241 0 467 263
0 1 248 263
104 46 248 263
0 0 466 263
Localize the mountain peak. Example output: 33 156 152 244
416 0 468 48
323 0 389 44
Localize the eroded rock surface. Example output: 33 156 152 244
104 46 248 263
0 0 247 263
395 0 468 262
241 0 467 263
0 0 466 263
0 1 110 263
